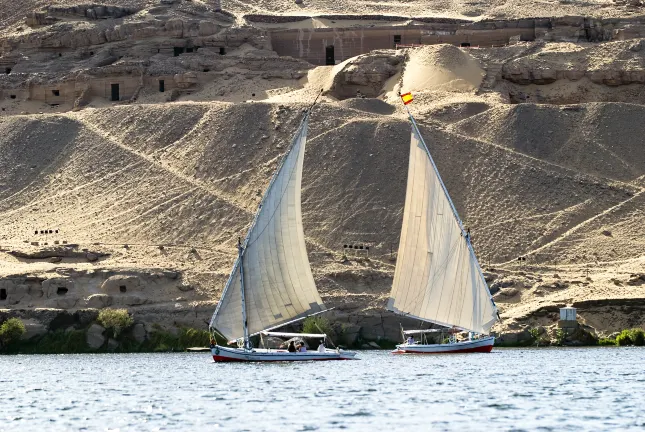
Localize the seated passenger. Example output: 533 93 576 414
317 340 326 353
299 343 307 352
407 336 415 345
287 341 296 352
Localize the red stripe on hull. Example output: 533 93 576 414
212 355 353 362
393 345 494 354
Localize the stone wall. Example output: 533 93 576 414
270 24 537 65
268 16 645 65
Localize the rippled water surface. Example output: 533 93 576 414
2 348 645 431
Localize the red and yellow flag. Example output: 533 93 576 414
400 92 414 105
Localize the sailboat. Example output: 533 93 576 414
208 103 357 362
387 92 499 354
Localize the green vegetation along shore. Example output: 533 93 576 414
0 310 216 354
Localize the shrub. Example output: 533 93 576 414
0 318 26 347
528 328 540 346
178 328 210 348
554 329 566 346
97 309 134 338
303 316 333 336
28 329 89 354
629 328 645 346
616 330 632 346
598 338 617 346
140 327 211 352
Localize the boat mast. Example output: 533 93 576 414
237 238 250 349
402 102 498 324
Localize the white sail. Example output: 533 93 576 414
387 125 498 334
210 117 325 342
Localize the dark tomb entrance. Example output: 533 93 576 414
0 289 6 300
325 45 335 65
111 83 120 101
159 80 165 92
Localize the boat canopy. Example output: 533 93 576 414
261 331 326 339
403 328 462 335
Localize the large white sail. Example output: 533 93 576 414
210 116 325 342
387 125 498 334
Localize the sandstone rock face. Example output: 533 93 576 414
174 72 199 89
132 323 147 343
177 283 194 292
21 319 48 340
42 278 75 298
627 273 645 286
101 275 142 295
502 42 645 88
45 297 78 309
86 294 113 309
107 338 120 351
495 287 520 299
496 329 532 344
0 280 31 305
563 324 598 346
86 323 106 349
326 51 404 100
119 295 147 306
41 278 78 309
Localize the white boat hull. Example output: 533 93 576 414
212 345 358 362
392 336 495 354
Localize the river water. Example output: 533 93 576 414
2 348 644 431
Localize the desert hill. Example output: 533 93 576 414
3 0 645 30
1 0 645 345
1 97 644 339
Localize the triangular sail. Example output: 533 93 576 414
210 116 325 342
387 125 497 334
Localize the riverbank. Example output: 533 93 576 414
2 310 643 354
0 310 216 354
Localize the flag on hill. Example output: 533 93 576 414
400 92 414 105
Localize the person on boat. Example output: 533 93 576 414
299 343 307 353
407 335 415 345
288 341 297 352
317 340 326 353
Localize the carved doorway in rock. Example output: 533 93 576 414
111 83 120 101
325 45 335 65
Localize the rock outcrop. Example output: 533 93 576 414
86 323 106 349
326 51 404 99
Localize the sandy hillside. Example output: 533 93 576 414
1 0 642 31
1 0 644 339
